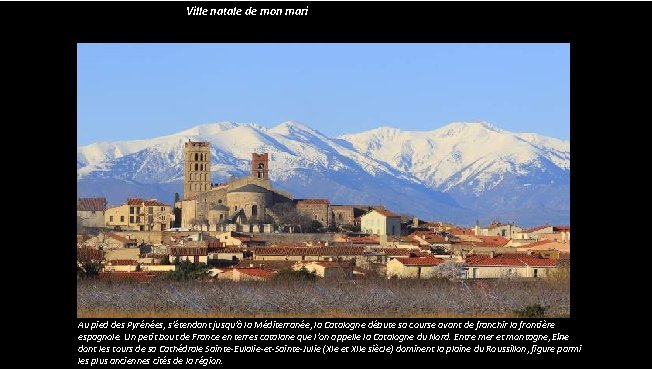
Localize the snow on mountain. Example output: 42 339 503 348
77 120 570 226
339 121 570 194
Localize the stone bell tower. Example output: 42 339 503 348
184 140 211 199
251 153 269 180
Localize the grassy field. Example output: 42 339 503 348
77 277 570 318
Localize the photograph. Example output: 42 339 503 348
76 43 570 318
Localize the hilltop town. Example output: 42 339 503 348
77 141 570 282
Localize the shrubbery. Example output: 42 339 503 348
273 266 317 281
165 260 209 281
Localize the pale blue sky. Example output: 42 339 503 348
77 43 569 146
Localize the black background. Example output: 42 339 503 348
4 0 644 364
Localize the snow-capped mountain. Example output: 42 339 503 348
77 121 570 226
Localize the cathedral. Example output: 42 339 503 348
176 141 293 231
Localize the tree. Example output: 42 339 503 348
77 247 102 278
273 266 317 281
435 260 465 281
166 260 209 281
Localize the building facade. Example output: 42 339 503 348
184 140 212 200
77 197 107 228
296 199 330 228
177 150 293 230
105 198 174 231
361 209 402 236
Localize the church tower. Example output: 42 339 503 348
251 153 269 180
184 140 211 199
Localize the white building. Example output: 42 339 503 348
361 209 402 236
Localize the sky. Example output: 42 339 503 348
77 43 569 146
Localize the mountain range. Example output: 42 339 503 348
77 121 570 227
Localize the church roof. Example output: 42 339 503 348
227 184 269 193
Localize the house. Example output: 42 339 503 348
293 261 354 279
217 268 275 281
474 222 522 238
386 257 444 279
104 248 140 271
464 254 557 279
104 259 138 272
524 225 570 242
77 197 107 228
209 246 247 265
361 208 402 236
139 264 176 272
514 239 570 254
169 244 208 264
105 198 175 231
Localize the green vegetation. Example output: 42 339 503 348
165 260 209 281
515 303 547 318
273 266 317 281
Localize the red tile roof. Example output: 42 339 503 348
312 261 353 268
449 227 474 235
382 248 421 256
475 236 510 247
268 242 310 248
126 198 169 207
525 225 551 233
396 257 443 266
251 246 366 256
212 247 246 254
347 237 380 244
170 246 208 256
98 272 155 281
77 197 107 211
370 208 401 217
107 233 136 244
236 268 275 279
107 259 138 265
296 199 330 205
553 226 570 232
516 239 554 249
465 255 556 267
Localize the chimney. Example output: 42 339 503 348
489 251 495 259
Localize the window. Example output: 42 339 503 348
252 205 258 217
257 172 262 178
234 206 238 210
161 207 164 211
120 216 124 222
136 207 140 214
129 216 134 223
195 153 198 161
109 216 114 222
501 229 507 237
258 163 264 169
219 214 224 221
533 269 538 278
338 213 343 221
218 199 222 204
314 215 318 220
194 163 198 171
148 207 153 214
130 207 134 214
